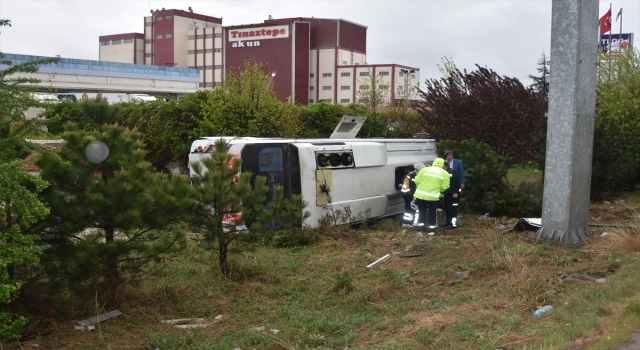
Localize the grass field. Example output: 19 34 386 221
6 170 640 350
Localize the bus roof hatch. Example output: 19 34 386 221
329 115 367 139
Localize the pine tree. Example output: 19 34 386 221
34 102 191 290
529 52 550 101
190 139 307 278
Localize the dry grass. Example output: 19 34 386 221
5 197 640 349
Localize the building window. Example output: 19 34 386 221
343 61 348 65
112 39 122 45
214 48 221 53
165 34 172 39
145 53 152 57
196 49 204 54
379 71 389 76
189 66 197 69
206 34 213 39
341 72 350 77
322 86 332 90
199 82 205 88
205 49 213 53
156 16 163 21
196 34 204 39
188 50 195 54
359 85 370 90
100 41 110 46
205 82 213 88
340 99 350 103
156 35 163 39
145 39 151 44
165 15 172 20
188 35 195 40
412 74 416 79
205 65 213 69
124 38 133 44
322 73 332 77
310 86 315 90
379 85 389 90
214 33 222 38
310 73 315 78
214 65 222 69
340 86 350 90
359 72 369 76
145 22 152 26
309 99 315 103
320 99 332 103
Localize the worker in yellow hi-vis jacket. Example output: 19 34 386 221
413 157 450 236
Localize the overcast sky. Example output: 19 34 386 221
0 0 638 86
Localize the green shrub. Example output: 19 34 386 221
438 139 542 217
592 48 640 195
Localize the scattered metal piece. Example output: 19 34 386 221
399 253 422 258
74 325 95 332
366 254 391 269
161 318 206 324
77 310 122 326
249 326 266 332
175 323 209 329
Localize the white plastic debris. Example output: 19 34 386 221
366 254 391 269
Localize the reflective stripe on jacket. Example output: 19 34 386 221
414 158 450 201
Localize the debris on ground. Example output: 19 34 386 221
399 253 422 258
546 273 606 285
161 317 214 329
366 254 391 269
77 310 122 327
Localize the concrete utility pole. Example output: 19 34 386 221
536 0 599 246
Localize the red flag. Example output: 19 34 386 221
599 9 611 35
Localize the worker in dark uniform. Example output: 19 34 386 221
400 162 424 227
442 161 460 229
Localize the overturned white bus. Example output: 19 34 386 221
188 116 438 228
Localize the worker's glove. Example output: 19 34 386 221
410 198 418 211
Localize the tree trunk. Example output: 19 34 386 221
105 228 121 286
219 238 229 278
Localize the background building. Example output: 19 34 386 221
98 33 145 64
99 10 420 105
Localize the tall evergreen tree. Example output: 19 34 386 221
190 139 307 278
529 52 550 101
34 102 191 290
